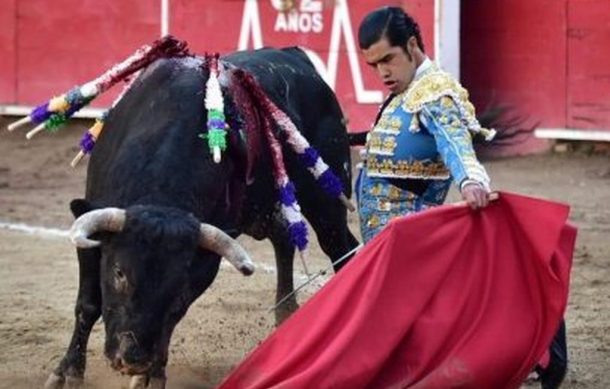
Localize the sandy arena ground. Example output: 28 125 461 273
0 118 609 388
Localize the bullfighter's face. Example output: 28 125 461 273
362 36 422 94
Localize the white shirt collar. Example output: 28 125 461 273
414 57 433 80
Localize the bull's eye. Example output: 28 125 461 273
114 267 125 279
113 266 128 292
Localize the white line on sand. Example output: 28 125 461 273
0 220 70 238
0 219 286 275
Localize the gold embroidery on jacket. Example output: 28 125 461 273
366 156 450 180
374 115 402 134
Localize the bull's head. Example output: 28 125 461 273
69 202 253 375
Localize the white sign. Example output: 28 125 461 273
274 0 323 33
238 0 383 104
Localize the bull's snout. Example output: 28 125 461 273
112 332 152 375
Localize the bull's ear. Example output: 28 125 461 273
70 199 95 218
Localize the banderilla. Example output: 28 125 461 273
268 243 363 312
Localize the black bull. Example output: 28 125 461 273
45 47 359 388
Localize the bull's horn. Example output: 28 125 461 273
70 208 126 248
199 224 254 276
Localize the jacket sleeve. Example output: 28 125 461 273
419 96 490 190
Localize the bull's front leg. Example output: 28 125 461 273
269 219 298 325
45 248 101 389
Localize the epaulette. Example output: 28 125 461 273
403 70 496 141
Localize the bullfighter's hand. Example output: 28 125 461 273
460 181 489 209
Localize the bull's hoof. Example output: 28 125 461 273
129 375 148 389
275 302 299 325
65 376 84 389
43 373 83 389
148 377 167 389
129 375 166 389
43 373 64 389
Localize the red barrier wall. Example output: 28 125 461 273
567 0 610 130
15 0 160 107
0 0 17 103
2 0 609 136
462 0 610 132
461 0 567 129
0 0 434 131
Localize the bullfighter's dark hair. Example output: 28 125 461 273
358 6 425 54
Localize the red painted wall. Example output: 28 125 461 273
567 0 610 129
0 0 435 132
6 0 607 135
462 0 610 133
0 0 16 102
461 0 567 130
14 0 160 107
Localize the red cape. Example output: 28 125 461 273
218 192 576 389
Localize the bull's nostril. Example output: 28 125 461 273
118 331 139 344
112 353 152 375
111 355 124 371
116 331 149 369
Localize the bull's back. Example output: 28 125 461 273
87 48 350 210
226 47 351 191
86 57 228 215
224 47 346 140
